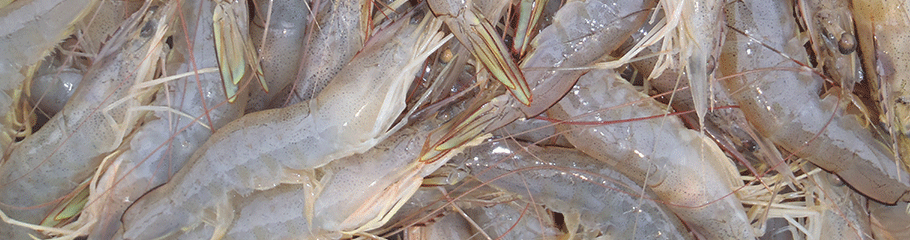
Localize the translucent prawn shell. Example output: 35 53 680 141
806 170 872 239
0 0 99 158
245 0 310 111
86 0 249 238
464 201 564 239
118 13 446 239
171 104 469 239
271 0 366 107
548 69 754 239
0 3 171 237
720 0 910 203
460 140 693 239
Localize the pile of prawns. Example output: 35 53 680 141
2 0 910 239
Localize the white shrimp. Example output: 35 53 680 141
720 0 910 204
75 0 145 56
175 184 313 239
245 0 312 111
126 98 482 239
271 0 368 107
24 0 143 119
853 0 910 178
117 12 450 239
548 69 756 239
0 2 174 238
406 212 477 240
464 201 563 239
26 51 88 117
0 0 100 157
460 140 692 239
82 0 251 238
422 0 654 161
427 0 531 105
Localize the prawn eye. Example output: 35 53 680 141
440 48 454 63
410 10 424 24
140 20 156 38
838 32 856 54
829 173 845 186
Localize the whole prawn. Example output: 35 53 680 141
124 86 478 239
460 140 693 239
117 11 450 239
548 69 756 239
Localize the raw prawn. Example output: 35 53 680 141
797 0 862 90
853 0 910 177
0 0 100 157
245 0 311 111
459 140 692 239
0 1 175 238
126 94 481 239
427 0 531 105
117 11 450 239
422 0 654 161
548 69 756 239
720 0 910 204
85 0 250 238
271 0 368 107
625 0 725 133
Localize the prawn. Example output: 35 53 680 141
619 0 725 135
720 0 910 204
459 140 692 239
547 69 755 239
869 200 910 239
796 0 862 90
245 0 311 111
123 89 481 239
0 1 175 238
427 0 531 105
271 0 368 107
0 0 100 157
84 0 250 238
421 0 654 161
212 0 268 103
117 11 450 239
804 167 872 239
853 0 910 180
